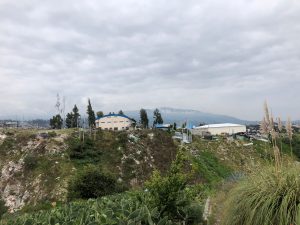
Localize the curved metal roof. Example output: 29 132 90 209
96 113 132 120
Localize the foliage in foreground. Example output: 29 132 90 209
223 164 300 225
67 166 126 200
145 150 203 223
1 191 203 225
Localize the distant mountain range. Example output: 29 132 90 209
124 107 256 126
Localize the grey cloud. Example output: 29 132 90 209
0 0 300 120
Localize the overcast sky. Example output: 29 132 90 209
0 0 299 120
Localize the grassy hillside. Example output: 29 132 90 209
0 128 177 213
0 128 299 224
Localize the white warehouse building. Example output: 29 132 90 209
96 114 134 131
192 123 246 136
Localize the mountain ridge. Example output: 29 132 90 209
124 107 256 126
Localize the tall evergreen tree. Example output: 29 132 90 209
173 122 177 130
87 99 96 128
140 108 149 128
66 113 73 128
72 105 80 128
153 108 163 125
50 114 63 129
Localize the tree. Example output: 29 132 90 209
87 99 96 128
153 108 163 125
118 110 124 115
50 114 63 129
96 111 104 118
66 113 73 128
72 105 80 128
173 122 177 130
140 108 149 128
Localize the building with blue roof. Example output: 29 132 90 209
95 113 135 131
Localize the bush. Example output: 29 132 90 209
47 131 57 138
68 136 102 163
24 154 38 171
0 199 7 219
145 150 203 223
68 166 124 200
223 165 300 225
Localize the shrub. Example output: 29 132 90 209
145 150 203 223
68 136 102 163
47 131 57 138
68 166 124 200
0 199 7 219
223 165 300 225
24 154 38 171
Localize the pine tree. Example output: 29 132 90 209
66 113 73 128
153 108 163 125
87 99 96 128
72 105 80 128
140 108 149 128
173 122 177 130
50 114 63 129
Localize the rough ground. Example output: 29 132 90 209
0 129 177 212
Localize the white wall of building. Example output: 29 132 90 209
96 115 132 131
192 123 246 136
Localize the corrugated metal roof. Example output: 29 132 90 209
96 114 131 120
155 124 171 128
193 123 245 129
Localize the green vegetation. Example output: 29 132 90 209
23 154 38 171
49 114 63 129
153 108 163 125
0 200 7 220
140 108 149 128
1 192 183 225
87 98 96 128
223 164 300 225
1 123 298 224
192 151 232 185
67 166 125 200
145 150 203 222
1 151 204 225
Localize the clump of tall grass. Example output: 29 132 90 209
260 101 282 172
286 116 293 156
223 164 300 225
223 101 298 225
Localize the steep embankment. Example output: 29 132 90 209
0 129 177 212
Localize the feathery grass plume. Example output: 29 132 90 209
263 101 271 129
277 117 283 152
270 113 277 147
261 102 281 172
260 117 268 135
277 117 283 132
286 116 293 157
223 164 300 225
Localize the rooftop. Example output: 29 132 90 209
96 113 131 120
193 123 245 129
